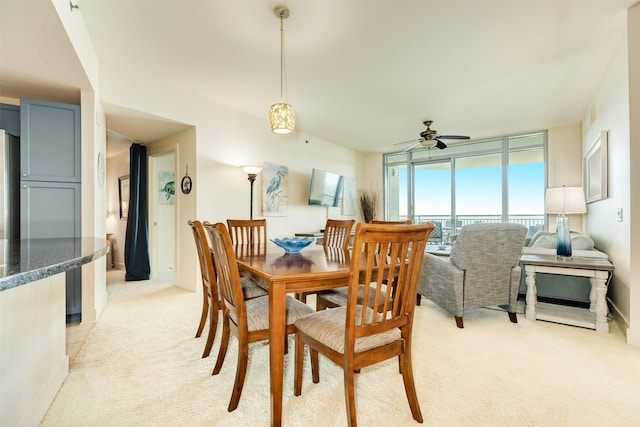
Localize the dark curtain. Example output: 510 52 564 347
124 143 150 281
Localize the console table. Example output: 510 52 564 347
519 254 614 333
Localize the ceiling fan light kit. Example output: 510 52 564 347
269 5 295 135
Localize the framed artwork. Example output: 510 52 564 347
584 130 608 203
342 177 357 215
118 175 130 219
159 171 175 205
262 162 288 216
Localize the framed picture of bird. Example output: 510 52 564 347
262 162 288 216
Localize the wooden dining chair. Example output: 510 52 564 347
188 220 268 358
227 219 267 248
296 218 355 303
315 219 414 311
188 220 219 358
293 222 433 427
205 222 315 412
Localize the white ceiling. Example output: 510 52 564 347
0 0 635 154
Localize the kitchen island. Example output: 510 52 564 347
0 238 110 427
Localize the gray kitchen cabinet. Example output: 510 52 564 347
20 98 80 182
20 98 82 322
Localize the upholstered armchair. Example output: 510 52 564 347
417 223 527 328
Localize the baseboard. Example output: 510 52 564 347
607 297 630 339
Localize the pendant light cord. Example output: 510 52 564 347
279 14 285 101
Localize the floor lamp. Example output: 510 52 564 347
241 165 263 220
544 186 587 258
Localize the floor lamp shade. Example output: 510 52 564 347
545 186 587 257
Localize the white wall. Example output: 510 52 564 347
582 2 638 345
547 123 585 232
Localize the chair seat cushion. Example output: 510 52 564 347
232 295 315 332
240 276 268 299
319 284 389 308
295 306 401 354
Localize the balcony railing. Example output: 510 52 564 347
404 214 545 243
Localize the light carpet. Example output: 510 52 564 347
42 270 640 427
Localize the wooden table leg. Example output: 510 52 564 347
269 281 286 427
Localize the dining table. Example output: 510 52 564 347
235 244 352 427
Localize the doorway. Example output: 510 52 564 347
149 151 176 280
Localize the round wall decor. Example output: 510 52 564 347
181 175 192 194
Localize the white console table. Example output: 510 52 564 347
520 254 614 333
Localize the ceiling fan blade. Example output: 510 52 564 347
403 141 422 152
394 137 422 146
438 135 470 140
435 139 447 149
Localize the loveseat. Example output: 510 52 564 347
518 231 609 305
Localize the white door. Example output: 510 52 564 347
150 151 176 278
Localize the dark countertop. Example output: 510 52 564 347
0 238 110 292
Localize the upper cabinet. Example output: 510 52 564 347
20 98 80 182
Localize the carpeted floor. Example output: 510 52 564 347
42 270 640 427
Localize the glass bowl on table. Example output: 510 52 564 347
270 237 315 253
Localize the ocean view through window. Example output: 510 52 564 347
384 132 546 242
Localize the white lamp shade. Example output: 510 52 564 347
269 103 295 134
241 165 263 175
545 186 587 214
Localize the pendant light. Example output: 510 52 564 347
269 6 295 135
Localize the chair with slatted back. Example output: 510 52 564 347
296 219 355 303
188 220 219 358
293 222 433 427
227 219 267 250
188 220 268 358
315 219 414 311
205 222 315 412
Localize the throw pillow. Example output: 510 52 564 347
530 233 558 249
528 230 552 247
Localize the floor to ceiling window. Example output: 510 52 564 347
384 131 546 242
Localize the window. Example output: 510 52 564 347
383 132 546 238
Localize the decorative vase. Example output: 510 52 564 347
556 216 572 258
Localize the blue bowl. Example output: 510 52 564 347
270 237 315 253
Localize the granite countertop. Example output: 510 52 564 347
0 238 110 292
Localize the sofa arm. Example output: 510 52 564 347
417 253 465 316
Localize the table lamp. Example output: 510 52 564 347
544 186 587 258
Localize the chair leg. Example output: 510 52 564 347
228 338 249 412
343 366 357 427
212 312 231 375
455 316 464 328
195 287 209 338
399 352 424 423
311 348 320 384
202 301 218 358
294 333 305 396
416 293 422 306
508 311 518 323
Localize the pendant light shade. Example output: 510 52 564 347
270 6 295 135
269 103 295 134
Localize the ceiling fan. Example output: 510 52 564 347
395 120 470 151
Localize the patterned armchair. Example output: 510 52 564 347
417 223 527 328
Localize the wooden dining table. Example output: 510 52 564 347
235 244 351 427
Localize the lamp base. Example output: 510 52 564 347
555 216 572 258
